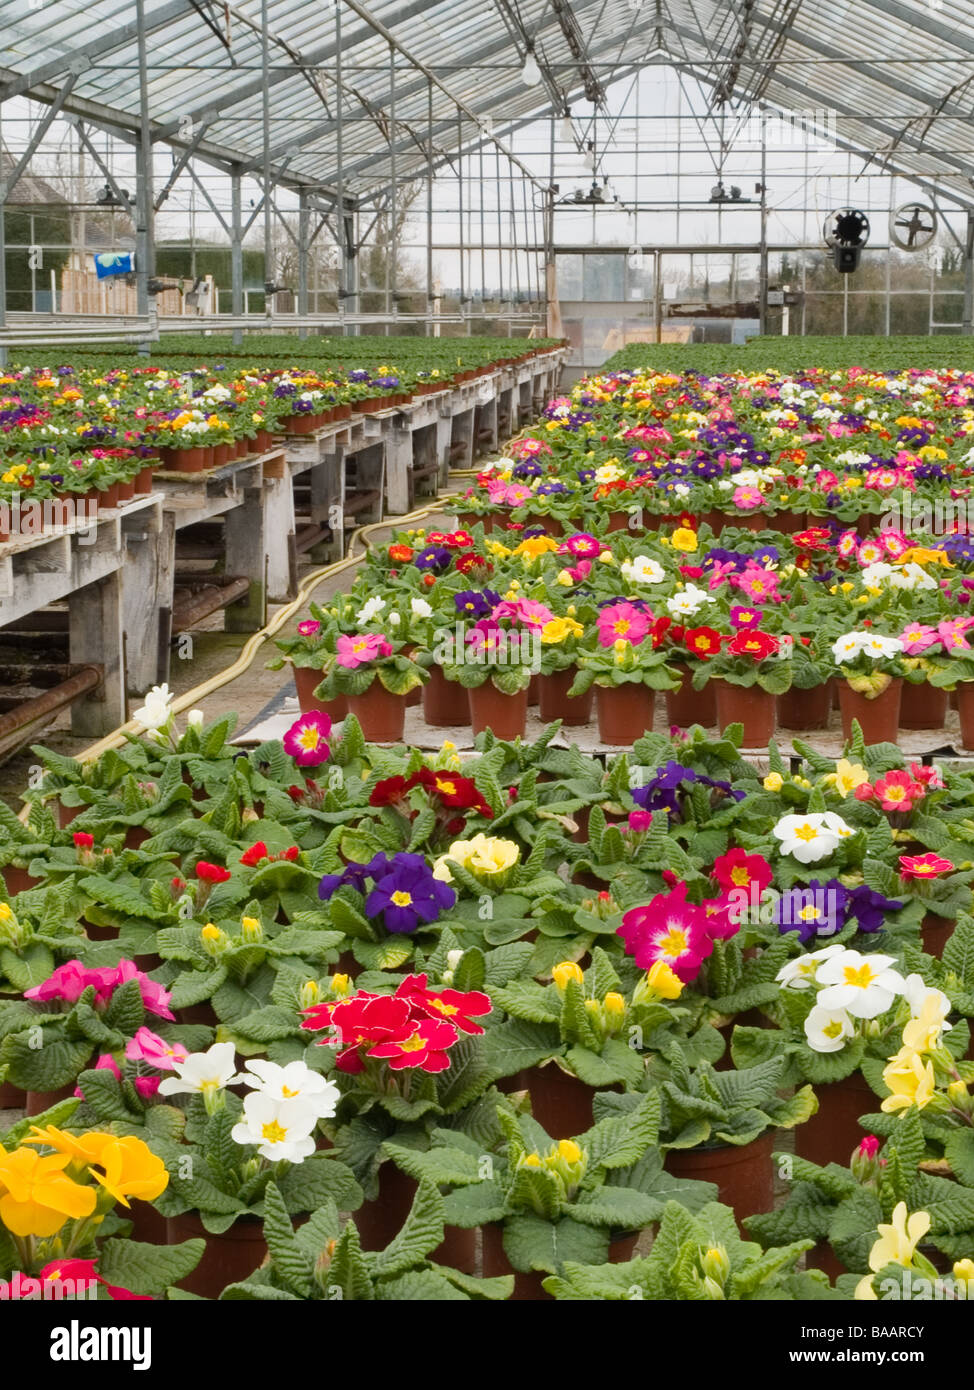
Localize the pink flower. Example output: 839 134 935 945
881 530 910 559
125 1026 188 1070
617 883 714 983
899 852 953 880
297 619 321 637
336 633 391 668
133 1076 161 1100
910 762 944 790
628 810 653 833
730 565 781 603
938 617 974 652
112 961 175 1021
74 1052 121 1098
492 597 555 629
283 710 332 767
899 622 938 655
837 529 859 560
559 532 601 559
732 485 764 510
597 601 651 647
25 960 114 1007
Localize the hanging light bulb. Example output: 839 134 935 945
559 114 573 143
583 143 596 172
521 49 541 86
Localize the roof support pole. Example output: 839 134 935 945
335 0 350 334
426 76 433 336
297 188 310 339
387 45 397 326
134 0 154 357
758 109 768 335
261 0 273 320
230 166 243 346
457 111 465 327
0 97 6 368
964 210 974 337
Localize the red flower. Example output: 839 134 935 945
457 553 492 575
368 1017 459 1072
388 544 414 562
395 973 492 1035
239 842 268 867
429 772 492 817
727 630 779 660
281 846 300 861
195 861 232 883
286 785 306 801
648 616 673 649
684 626 722 658
448 530 475 548
369 775 411 806
678 565 704 579
72 832 95 849
712 848 773 896
899 852 953 880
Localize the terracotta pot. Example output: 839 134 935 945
3 865 40 896
0 1080 26 1108
538 668 593 726
520 1062 607 1137
286 413 319 434
127 1201 169 1247
665 665 716 728
777 680 834 731
134 466 154 493
481 1221 549 1300
56 800 84 829
355 1163 477 1272
84 921 119 942
172 446 207 472
98 483 120 509
665 1132 775 1226
596 683 654 744
731 512 773 533
256 430 274 451
775 510 807 535
124 825 151 852
406 683 422 708
921 912 953 959
468 683 528 739
958 683 974 748
26 1083 78 1117
837 678 902 744
177 1000 219 1027
117 479 136 503
346 685 406 741
805 1241 846 1282
527 673 540 707
422 665 464 728
167 1212 267 1299
795 1072 877 1168
899 682 947 731
714 683 776 747
293 666 347 721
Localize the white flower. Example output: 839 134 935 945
594 462 623 483
773 811 852 864
157 1042 244 1098
132 683 174 731
860 562 894 588
186 709 204 728
776 943 846 990
889 563 936 592
621 555 665 586
665 584 712 619
832 632 866 664
230 1091 319 1163
356 596 387 624
815 948 906 1020
860 633 903 661
804 1004 855 1053
410 598 433 619
446 948 464 971
242 1059 340 1118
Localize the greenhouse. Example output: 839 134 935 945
0 0 973 1336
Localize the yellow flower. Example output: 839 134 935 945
603 992 626 1018
522 1152 543 1168
88 1136 169 1208
540 616 583 644
552 961 584 992
634 960 683 1002
513 535 558 559
0 1145 97 1237
670 527 698 553
557 1140 583 1164
763 772 783 792
901 992 950 1055
880 1048 937 1113
953 1259 974 1283
432 834 519 883
831 758 870 798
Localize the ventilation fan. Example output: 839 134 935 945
889 202 938 252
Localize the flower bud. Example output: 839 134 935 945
552 961 584 993
0 902 25 948
602 993 626 1035
948 1079 973 1115
633 960 683 1004
700 1244 730 1286
240 915 263 943
313 1239 338 1294
329 973 351 999
241 807 261 823
547 1139 588 1193
200 923 230 956
299 979 321 1010
850 1134 883 1183
953 1258 974 1288
187 709 204 728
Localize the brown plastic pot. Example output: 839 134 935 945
837 678 902 743
0 1081 26 1108
26 1083 78 1116
355 1163 477 1273
346 684 406 741
538 668 593 726
171 446 207 472
777 680 833 731
468 683 528 739
794 1071 877 1168
134 466 154 493
422 665 465 728
898 682 947 731
596 683 655 744
921 912 953 959
715 683 776 747
177 1000 219 1027
665 665 716 728
520 1062 610 1138
293 666 347 721
958 683 974 749
480 1222 638 1301
3 865 40 896
665 1131 775 1225
167 1212 267 1299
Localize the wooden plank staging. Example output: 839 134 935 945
0 349 568 737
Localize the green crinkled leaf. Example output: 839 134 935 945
261 1181 314 1297
375 1269 469 1300
326 1221 374 1301
566 1039 644 1088
370 1179 445 1278
502 1213 610 1274
440 1181 507 1229
98 1237 205 1297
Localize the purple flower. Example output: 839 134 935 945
774 880 847 942
318 854 392 900
454 588 499 618
846 884 904 933
415 545 451 572
364 853 456 933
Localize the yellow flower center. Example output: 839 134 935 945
730 867 750 887
281 1085 300 1098
391 890 413 907
297 727 321 750
794 824 818 841
261 1120 289 1143
430 998 459 1016
659 926 689 958
843 963 877 989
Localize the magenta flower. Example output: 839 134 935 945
617 883 714 983
336 633 391 668
492 597 556 629
559 532 601 559
125 1026 188 1070
297 619 322 637
25 961 114 1007
133 1076 161 1100
729 605 763 630
283 710 332 767
938 617 974 652
730 565 781 603
732 485 764 510
597 601 651 647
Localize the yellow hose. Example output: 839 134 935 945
68 496 458 766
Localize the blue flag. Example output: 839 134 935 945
94 252 134 279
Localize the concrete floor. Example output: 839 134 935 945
0 505 459 810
